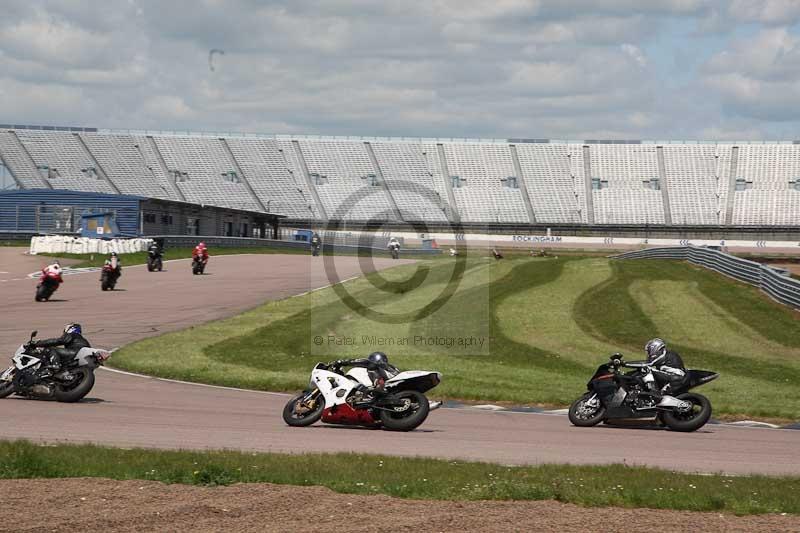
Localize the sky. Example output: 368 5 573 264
1 0 800 140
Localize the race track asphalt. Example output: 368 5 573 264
1 248 798 476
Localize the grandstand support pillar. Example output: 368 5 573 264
582 145 595 225
74 133 121 194
655 146 672 225
9 130 52 189
146 136 185 202
291 140 328 221
0 150 23 190
436 143 460 222
364 142 403 221
219 138 268 212
508 144 537 224
725 146 738 226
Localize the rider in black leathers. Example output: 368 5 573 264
644 338 686 396
34 323 91 371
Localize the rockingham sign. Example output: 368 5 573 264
511 235 563 243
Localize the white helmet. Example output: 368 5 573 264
645 338 667 364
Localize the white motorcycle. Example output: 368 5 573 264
0 331 111 402
283 360 442 431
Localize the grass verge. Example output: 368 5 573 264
111 255 800 420
1 440 797 515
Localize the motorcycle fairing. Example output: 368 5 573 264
12 345 42 371
385 371 441 393
312 368 377 425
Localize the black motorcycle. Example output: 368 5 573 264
146 248 163 272
100 263 120 291
0 331 111 403
568 354 719 432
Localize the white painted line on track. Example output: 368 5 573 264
99 366 292 397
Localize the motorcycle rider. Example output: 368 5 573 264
334 352 398 398
42 260 63 281
193 242 209 263
387 237 401 258
33 323 91 372
643 338 686 396
310 233 322 256
103 251 122 277
148 241 162 259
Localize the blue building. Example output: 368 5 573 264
0 189 281 237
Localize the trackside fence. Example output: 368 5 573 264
612 246 800 310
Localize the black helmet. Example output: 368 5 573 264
367 351 389 367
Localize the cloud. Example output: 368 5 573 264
0 1 798 140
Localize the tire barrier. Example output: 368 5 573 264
30 236 153 255
613 245 800 311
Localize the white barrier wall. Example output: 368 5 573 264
30 236 153 255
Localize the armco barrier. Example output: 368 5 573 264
613 246 800 310
150 235 440 256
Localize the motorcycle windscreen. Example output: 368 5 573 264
590 376 618 404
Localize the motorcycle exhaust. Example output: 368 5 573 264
429 401 443 411
31 384 52 397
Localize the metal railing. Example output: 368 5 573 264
613 246 800 310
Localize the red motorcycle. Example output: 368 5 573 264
100 262 121 291
192 251 208 275
35 270 63 302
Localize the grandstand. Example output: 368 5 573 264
0 125 799 227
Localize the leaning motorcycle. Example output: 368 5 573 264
100 263 120 291
146 249 163 272
191 254 207 275
283 361 441 431
35 270 62 302
0 331 111 403
568 354 718 432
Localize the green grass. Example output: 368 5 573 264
1 440 798 515
111 255 800 420
0 240 30 247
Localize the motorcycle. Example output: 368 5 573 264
192 254 207 275
568 354 719 432
100 260 121 291
283 360 442 431
0 331 111 403
35 270 62 302
310 241 321 257
389 243 400 260
146 249 163 272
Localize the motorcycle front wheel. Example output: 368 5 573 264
661 393 712 432
283 391 324 427
35 285 48 302
379 390 430 431
0 368 15 398
53 368 95 403
568 393 606 427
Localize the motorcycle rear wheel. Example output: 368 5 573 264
661 393 712 432
283 391 324 427
379 390 430 431
53 368 95 403
568 393 606 427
